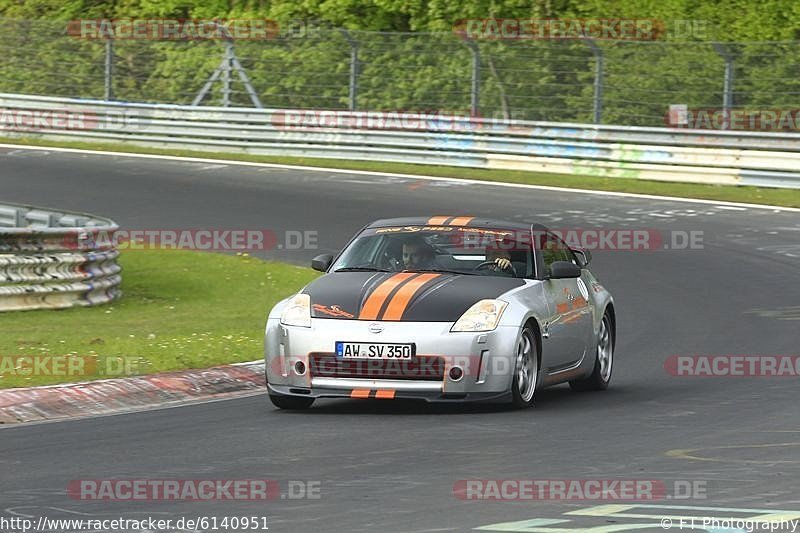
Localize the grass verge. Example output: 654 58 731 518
0 249 318 389
2 136 799 208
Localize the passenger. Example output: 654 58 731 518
401 237 437 270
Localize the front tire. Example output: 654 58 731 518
570 310 614 392
269 393 315 410
266 367 315 409
510 326 538 408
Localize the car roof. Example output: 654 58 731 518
366 216 542 232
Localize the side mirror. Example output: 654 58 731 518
311 253 334 272
573 248 592 267
548 261 581 279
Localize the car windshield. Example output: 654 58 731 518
331 225 533 278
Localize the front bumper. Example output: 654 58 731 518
266 383 512 403
265 318 521 402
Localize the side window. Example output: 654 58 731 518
541 232 574 275
331 235 382 270
508 239 534 278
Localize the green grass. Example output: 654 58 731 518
2 136 799 208
0 250 318 389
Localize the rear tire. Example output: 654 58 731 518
510 326 538 408
269 393 315 410
570 310 614 392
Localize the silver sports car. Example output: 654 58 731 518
265 216 615 409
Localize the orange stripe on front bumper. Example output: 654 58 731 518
382 273 440 320
350 389 371 399
375 390 396 399
449 216 474 226
358 272 416 320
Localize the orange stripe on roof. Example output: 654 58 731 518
358 273 416 320
350 389 371 399
381 273 440 320
449 216 474 226
375 390 395 399
427 216 450 225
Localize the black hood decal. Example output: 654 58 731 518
304 272 524 322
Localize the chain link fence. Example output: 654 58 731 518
1 19 799 127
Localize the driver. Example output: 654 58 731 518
401 237 437 270
486 248 512 270
484 238 515 274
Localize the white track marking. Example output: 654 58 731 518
1 143 798 212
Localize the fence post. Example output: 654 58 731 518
221 41 232 107
712 43 735 129
465 39 480 116
104 37 113 101
584 38 603 124
341 30 359 111
193 24 263 108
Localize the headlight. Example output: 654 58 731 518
280 294 311 327
450 299 508 332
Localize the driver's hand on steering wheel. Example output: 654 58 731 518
494 257 512 270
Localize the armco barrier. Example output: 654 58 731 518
0 202 121 312
1 93 800 188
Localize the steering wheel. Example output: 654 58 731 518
378 253 403 271
473 260 518 277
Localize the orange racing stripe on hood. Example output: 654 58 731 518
381 273 441 320
358 272 417 320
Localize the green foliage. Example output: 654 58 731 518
0 1 797 125
0 249 318 388
0 0 798 37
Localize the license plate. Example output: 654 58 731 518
335 342 414 360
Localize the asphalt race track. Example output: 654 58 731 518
2 146 800 532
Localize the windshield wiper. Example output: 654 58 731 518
403 268 473 276
334 267 392 273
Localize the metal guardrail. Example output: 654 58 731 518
0 202 121 312
1 93 800 188
4 19 800 127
